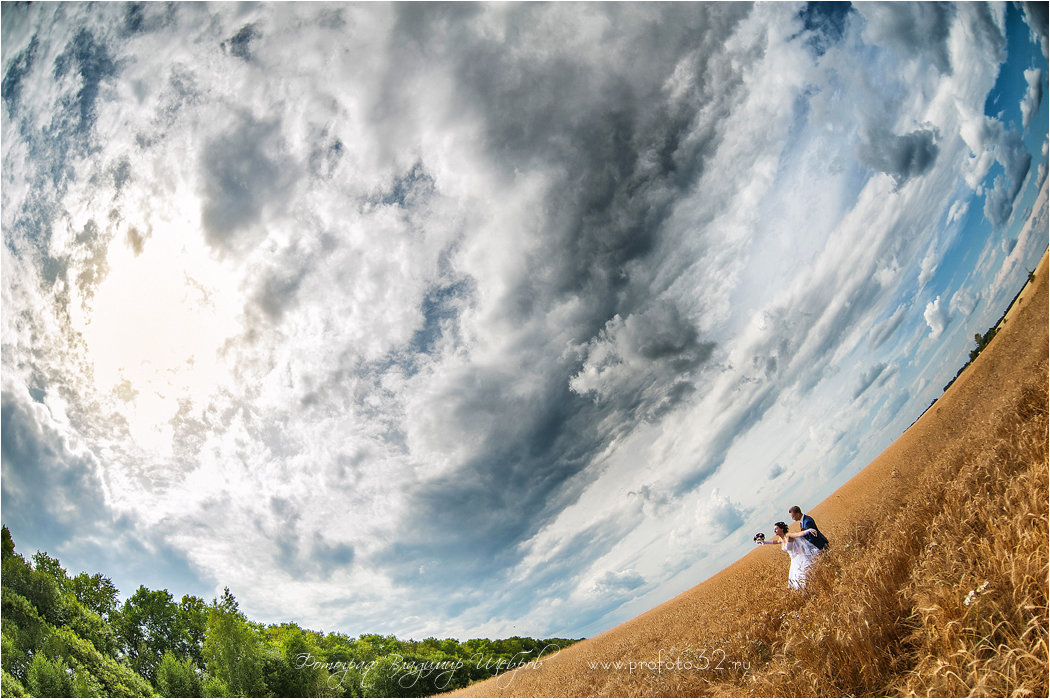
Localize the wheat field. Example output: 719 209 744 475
450 251 1049 698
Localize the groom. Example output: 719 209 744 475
789 505 829 550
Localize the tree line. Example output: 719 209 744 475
1 526 579 697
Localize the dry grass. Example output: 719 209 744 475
450 255 1050 698
699 378 1049 698
453 375 1048 699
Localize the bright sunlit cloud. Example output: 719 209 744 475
69 205 241 454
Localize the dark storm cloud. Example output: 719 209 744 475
1021 1 1049 56
363 2 751 599
390 1 752 329
572 301 717 420
856 128 939 185
200 115 295 254
380 375 608 581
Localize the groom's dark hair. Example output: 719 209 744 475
788 505 802 515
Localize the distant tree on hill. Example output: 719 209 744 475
969 327 998 362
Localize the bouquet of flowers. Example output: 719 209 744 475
753 532 766 543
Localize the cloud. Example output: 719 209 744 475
959 114 1032 229
570 300 716 420
1 385 108 546
868 304 909 349
0 380 210 596
923 295 949 338
199 115 296 255
917 246 939 288
591 569 646 597
856 128 939 185
695 488 746 539
949 287 977 317
855 1 953 73
797 1 852 57
222 23 260 62
1041 138 1049 191
947 199 970 225
853 362 889 399
1 0 1045 642
1021 68 1044 130
1021 1 1049 58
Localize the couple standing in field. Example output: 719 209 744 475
753 506 829 590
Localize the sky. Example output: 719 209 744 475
1 1 1048 642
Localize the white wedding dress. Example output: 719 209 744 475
782 536 820 589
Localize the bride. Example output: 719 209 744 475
755 521 821 589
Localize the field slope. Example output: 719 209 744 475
450 250 1049 698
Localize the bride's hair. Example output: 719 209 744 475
774 521 789 534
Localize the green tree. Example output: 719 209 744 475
26 652 73 698
202 588 265 696
202 674 233 697
114 585 184 682
178 593 209 669
2 550 66 627
65 593 119 657
42 627 154 697
157 650 203 697
70 572 119 620
263 625 330 697
360 654 416 698
1 668 28 697
31 552 70 592
2 526 15 559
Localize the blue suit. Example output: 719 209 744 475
800 514 829 550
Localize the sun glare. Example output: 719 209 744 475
71 216 242 454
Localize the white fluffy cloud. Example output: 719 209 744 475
1021 68 1044 129
924 296 950 338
